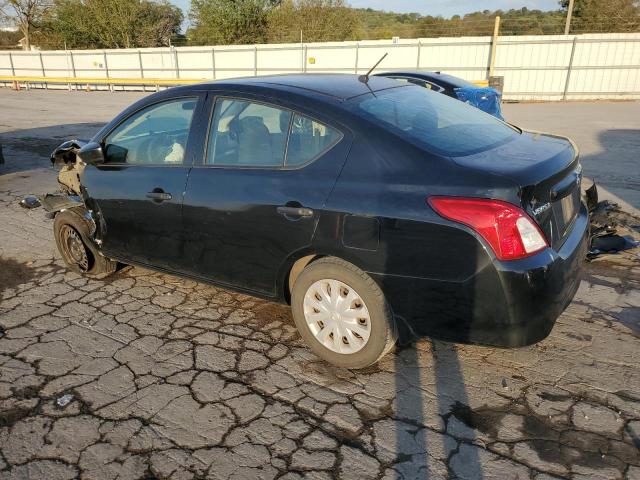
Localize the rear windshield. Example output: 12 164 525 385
437 74 477 89
351 86 519 157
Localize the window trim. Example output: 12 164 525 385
284 112 343 168
199 95 344 171
98 95 200 168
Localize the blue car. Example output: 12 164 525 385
375 71 504 120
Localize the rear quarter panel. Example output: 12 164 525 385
312 127 524 338
314 127 519 281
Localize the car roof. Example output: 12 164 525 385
193 74 405 102
375 71 476 89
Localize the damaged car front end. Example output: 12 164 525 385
27 139 116 277
39 139 87 213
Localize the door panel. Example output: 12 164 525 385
80 94 206 270
181 95 351 295
82 166 191 269
181 167 336 294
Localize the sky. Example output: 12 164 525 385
171 0 561 20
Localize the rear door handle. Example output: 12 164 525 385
277 206 314 218
146 191 172 201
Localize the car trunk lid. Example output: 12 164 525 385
451 130 581 250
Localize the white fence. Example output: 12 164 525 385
1 33 639 101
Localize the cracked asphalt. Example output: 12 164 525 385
1 89 639 480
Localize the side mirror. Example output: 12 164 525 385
78 141 105 165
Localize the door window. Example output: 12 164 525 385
207 98 342 168
207 98 292 167
285 114 341 167
103 98 197 165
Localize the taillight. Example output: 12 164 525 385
428 196 548 261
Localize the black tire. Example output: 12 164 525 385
290 257 397 369
53 209 116 279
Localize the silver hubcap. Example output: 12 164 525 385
303 279 371 354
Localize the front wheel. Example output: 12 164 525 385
291 257 396 369
53 209 116 278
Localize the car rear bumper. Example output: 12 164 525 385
370 203 590 347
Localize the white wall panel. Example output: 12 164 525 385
1 33 638 100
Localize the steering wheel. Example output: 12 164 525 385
139 135 174 163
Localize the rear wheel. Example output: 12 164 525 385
291 257 396 369
54 209 116 278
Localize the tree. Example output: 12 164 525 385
0 0 51 50
43 0 183 49
134 0 184 47
560 0 640 33
266 0 358 43
0 28 21 48
189 0 278 45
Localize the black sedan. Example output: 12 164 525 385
43 74 588 369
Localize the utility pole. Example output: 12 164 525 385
488 16 500 78
564 0 575 35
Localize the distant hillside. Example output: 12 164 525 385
354 7 568 39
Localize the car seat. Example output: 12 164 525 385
235 116 273 165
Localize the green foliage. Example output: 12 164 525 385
0 0 52 50
353 7 421 39
0 28 21 49
4 0 640 50
355 7 569 39
353 2 639 39
41 0 183 49
188 0 278 45
266 0 359 43
560 0 640 33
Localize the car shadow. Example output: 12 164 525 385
578 129 640 210
0 122 104 175
393 336 483 477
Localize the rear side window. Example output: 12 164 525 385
286 114 341 167
207 98 291 167
206 98 341 168
351 86 518 157
104 98 196 165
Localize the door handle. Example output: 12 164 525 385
277 206 314 218
146 191 172 201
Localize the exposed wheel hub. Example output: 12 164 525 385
60 225 90 272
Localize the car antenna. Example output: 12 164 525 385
358 53 388 84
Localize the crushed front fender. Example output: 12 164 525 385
37 193 83 213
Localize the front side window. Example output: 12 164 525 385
104 98 196 165
207 98 291 167
351 86 518 157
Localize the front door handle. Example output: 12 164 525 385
146 191 172 201
277 206 314 218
